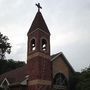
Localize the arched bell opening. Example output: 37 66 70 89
42 39 47 51
30 39 36 51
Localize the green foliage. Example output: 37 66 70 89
76 66 90 90
69 66 90 90
0 32 11 60
0 59 25 75
69 72 81 90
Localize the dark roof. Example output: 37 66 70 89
51 52 75 73
0 65 27 84
51 52 60 60
28 11 50 35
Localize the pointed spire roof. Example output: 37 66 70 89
28 11 50 35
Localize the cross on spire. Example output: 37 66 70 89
35 3 42 12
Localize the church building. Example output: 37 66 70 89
0 3 74 90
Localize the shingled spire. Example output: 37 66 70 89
27 8 50 35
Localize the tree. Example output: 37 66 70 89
0 59 25 75
69 72 80 90
69 66 90 90
76 66 90 90
0 32 11 60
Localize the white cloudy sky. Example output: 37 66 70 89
0 0 90 71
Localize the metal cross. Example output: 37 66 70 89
35 3 42 12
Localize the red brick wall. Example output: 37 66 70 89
27 56 51 80
28 30 50 56
27 28 51 90
52 56 70 79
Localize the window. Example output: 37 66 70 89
53 73 68 90
42 39 47 51
31 39 36 51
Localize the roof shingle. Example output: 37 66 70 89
0 65 27 84
28 11 50 35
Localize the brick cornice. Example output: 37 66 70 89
28 28 50 36
28 79 51 85
27 52 50 60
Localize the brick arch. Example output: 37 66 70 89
53 72 68 90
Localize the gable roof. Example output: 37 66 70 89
0 65 27 85
51 52 75 73
28 11 50 35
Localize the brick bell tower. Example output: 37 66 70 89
27 3 52 90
